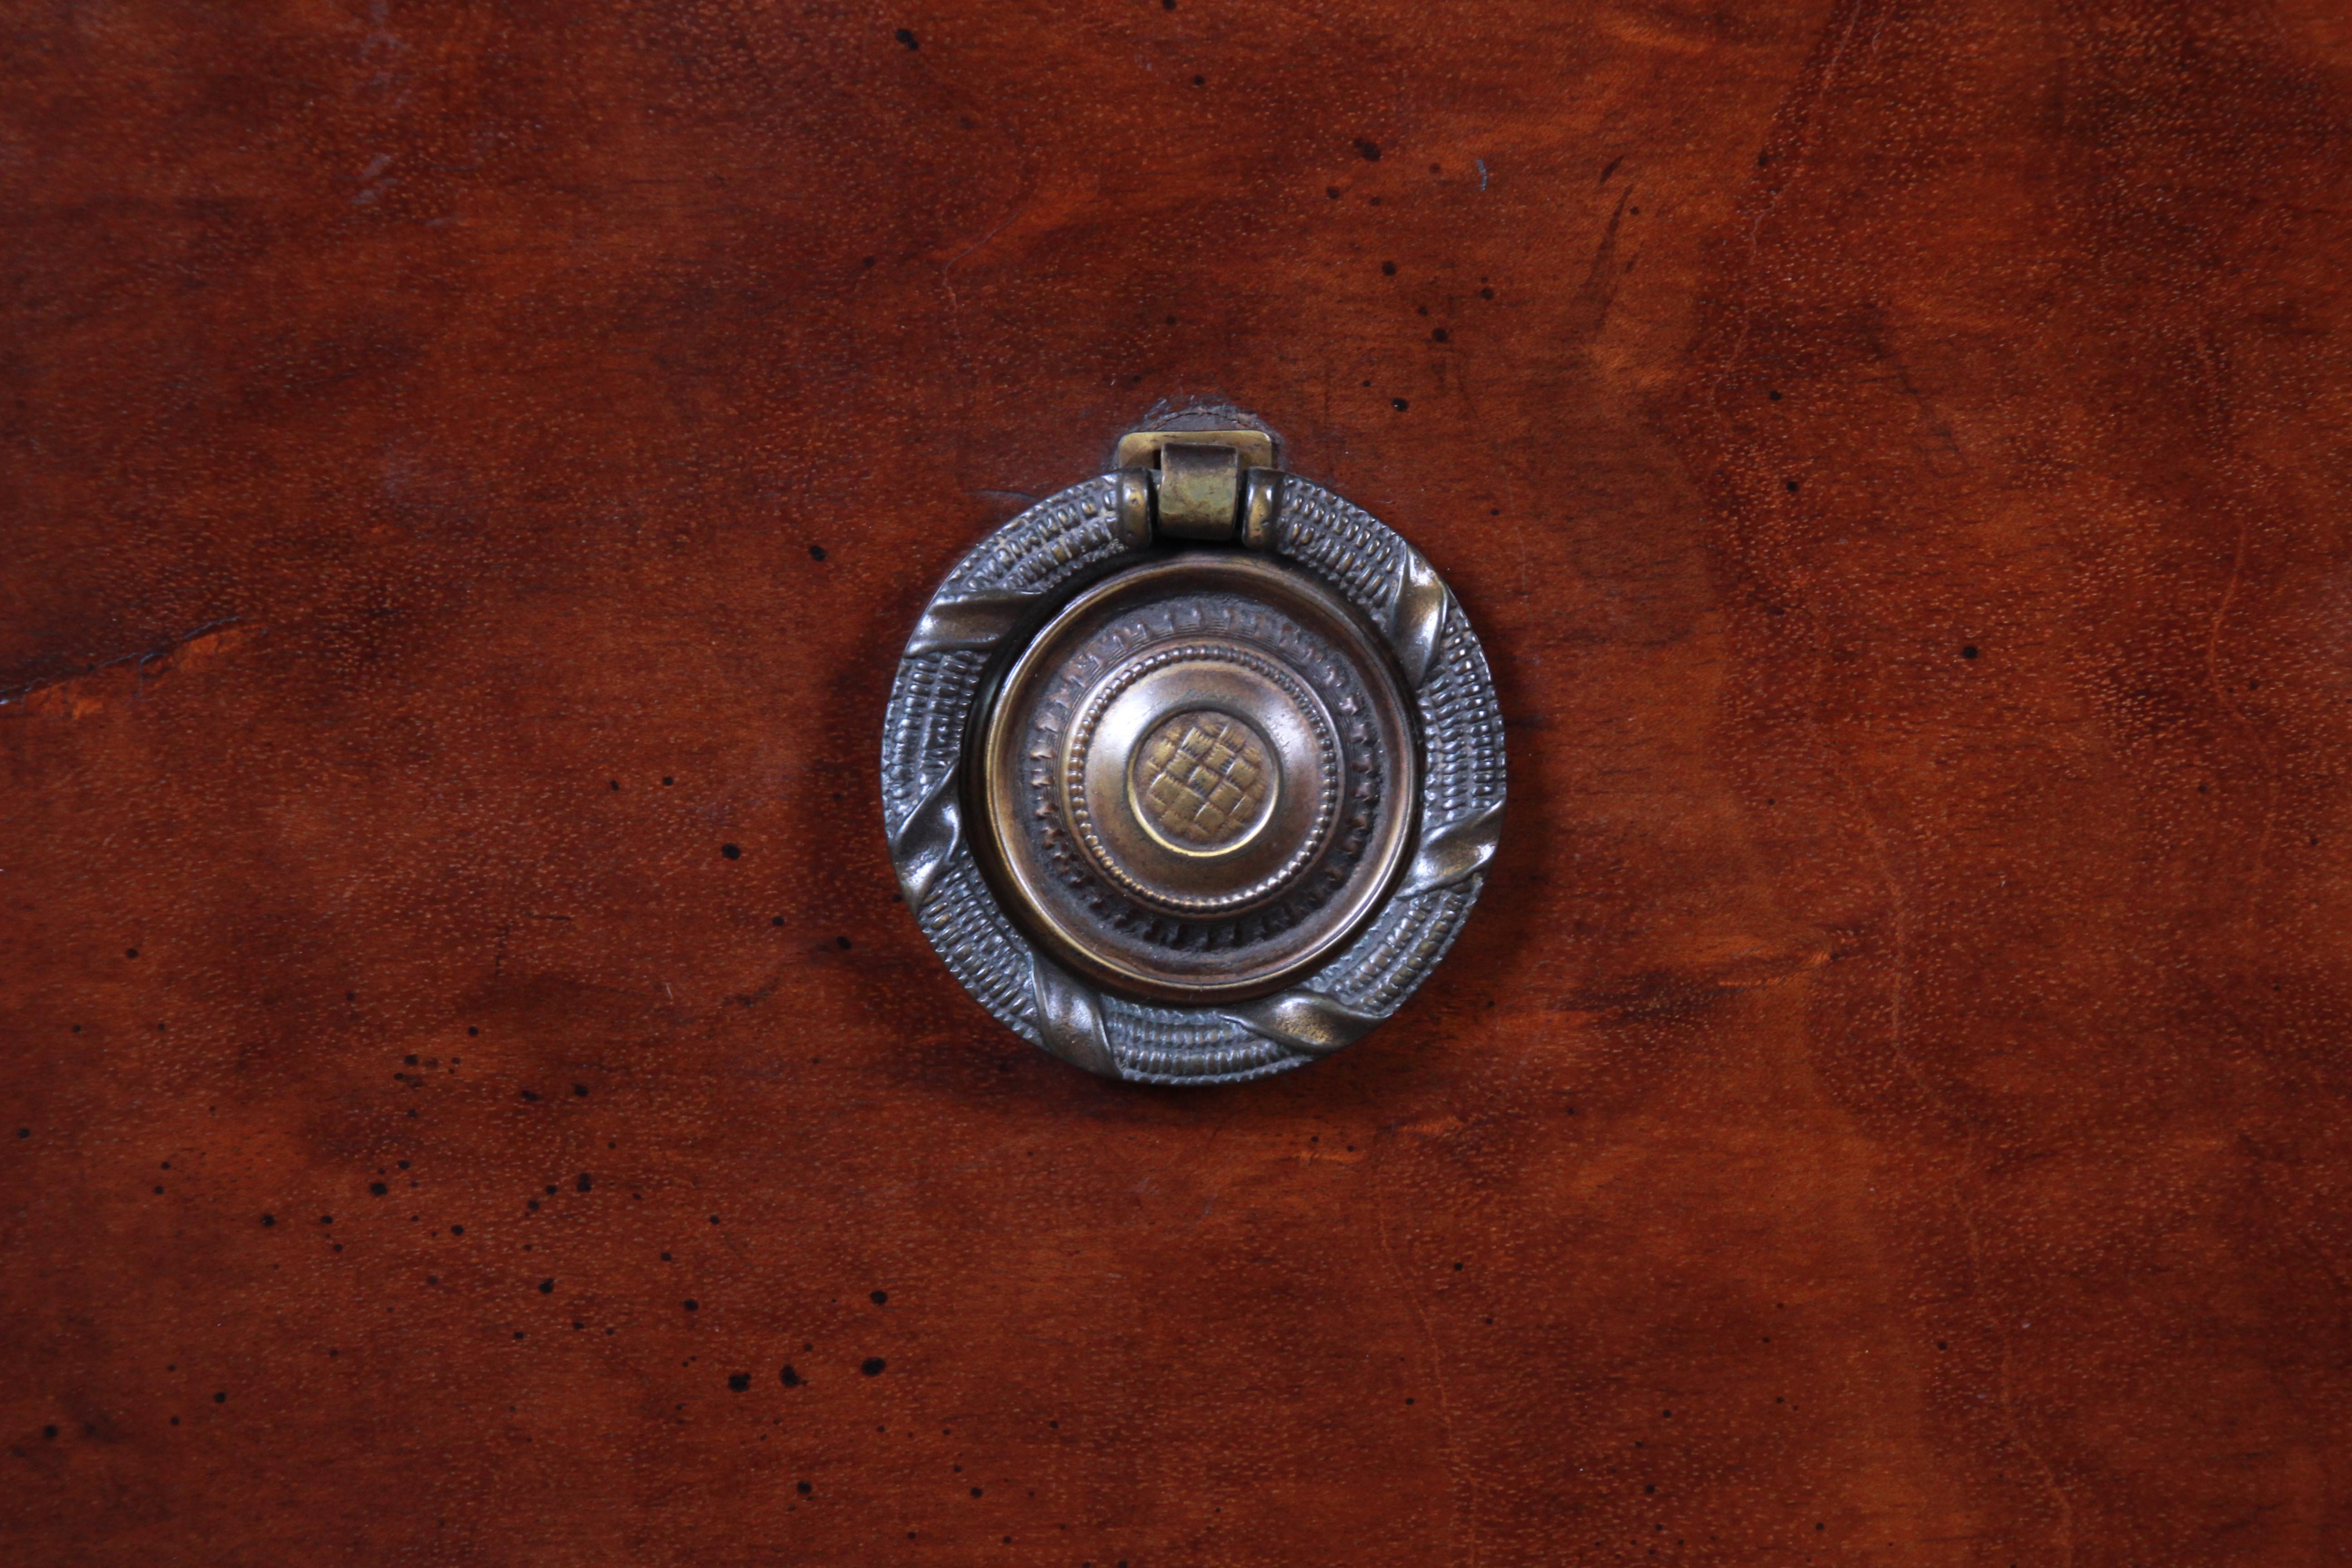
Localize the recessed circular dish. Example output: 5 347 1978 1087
975 554 1417 1004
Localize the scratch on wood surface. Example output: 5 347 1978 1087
1711 0 1891 405
1567 939 1833 1021
1372 1137 1477 1568
2188 326 2285 935
1565 184 1633 343
0 620 256 721
1846 787 2080 1568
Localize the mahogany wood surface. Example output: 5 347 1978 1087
6 2 2351 1563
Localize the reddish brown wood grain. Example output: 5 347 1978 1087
6 1 2351 1563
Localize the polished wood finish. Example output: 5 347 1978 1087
7 2 2351 1562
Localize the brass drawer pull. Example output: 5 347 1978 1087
882 415 1504 1083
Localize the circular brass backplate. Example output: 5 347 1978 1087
881 456 1504 1085
976 554 1418 1004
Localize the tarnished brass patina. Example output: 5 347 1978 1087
1111 427 1277 472
882 413 1504 1083
1112 427 1280 544
1152 441 1244 540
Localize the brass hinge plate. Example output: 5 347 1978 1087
1113 429 1277 471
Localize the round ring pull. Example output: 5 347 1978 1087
881 418 1505 1083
